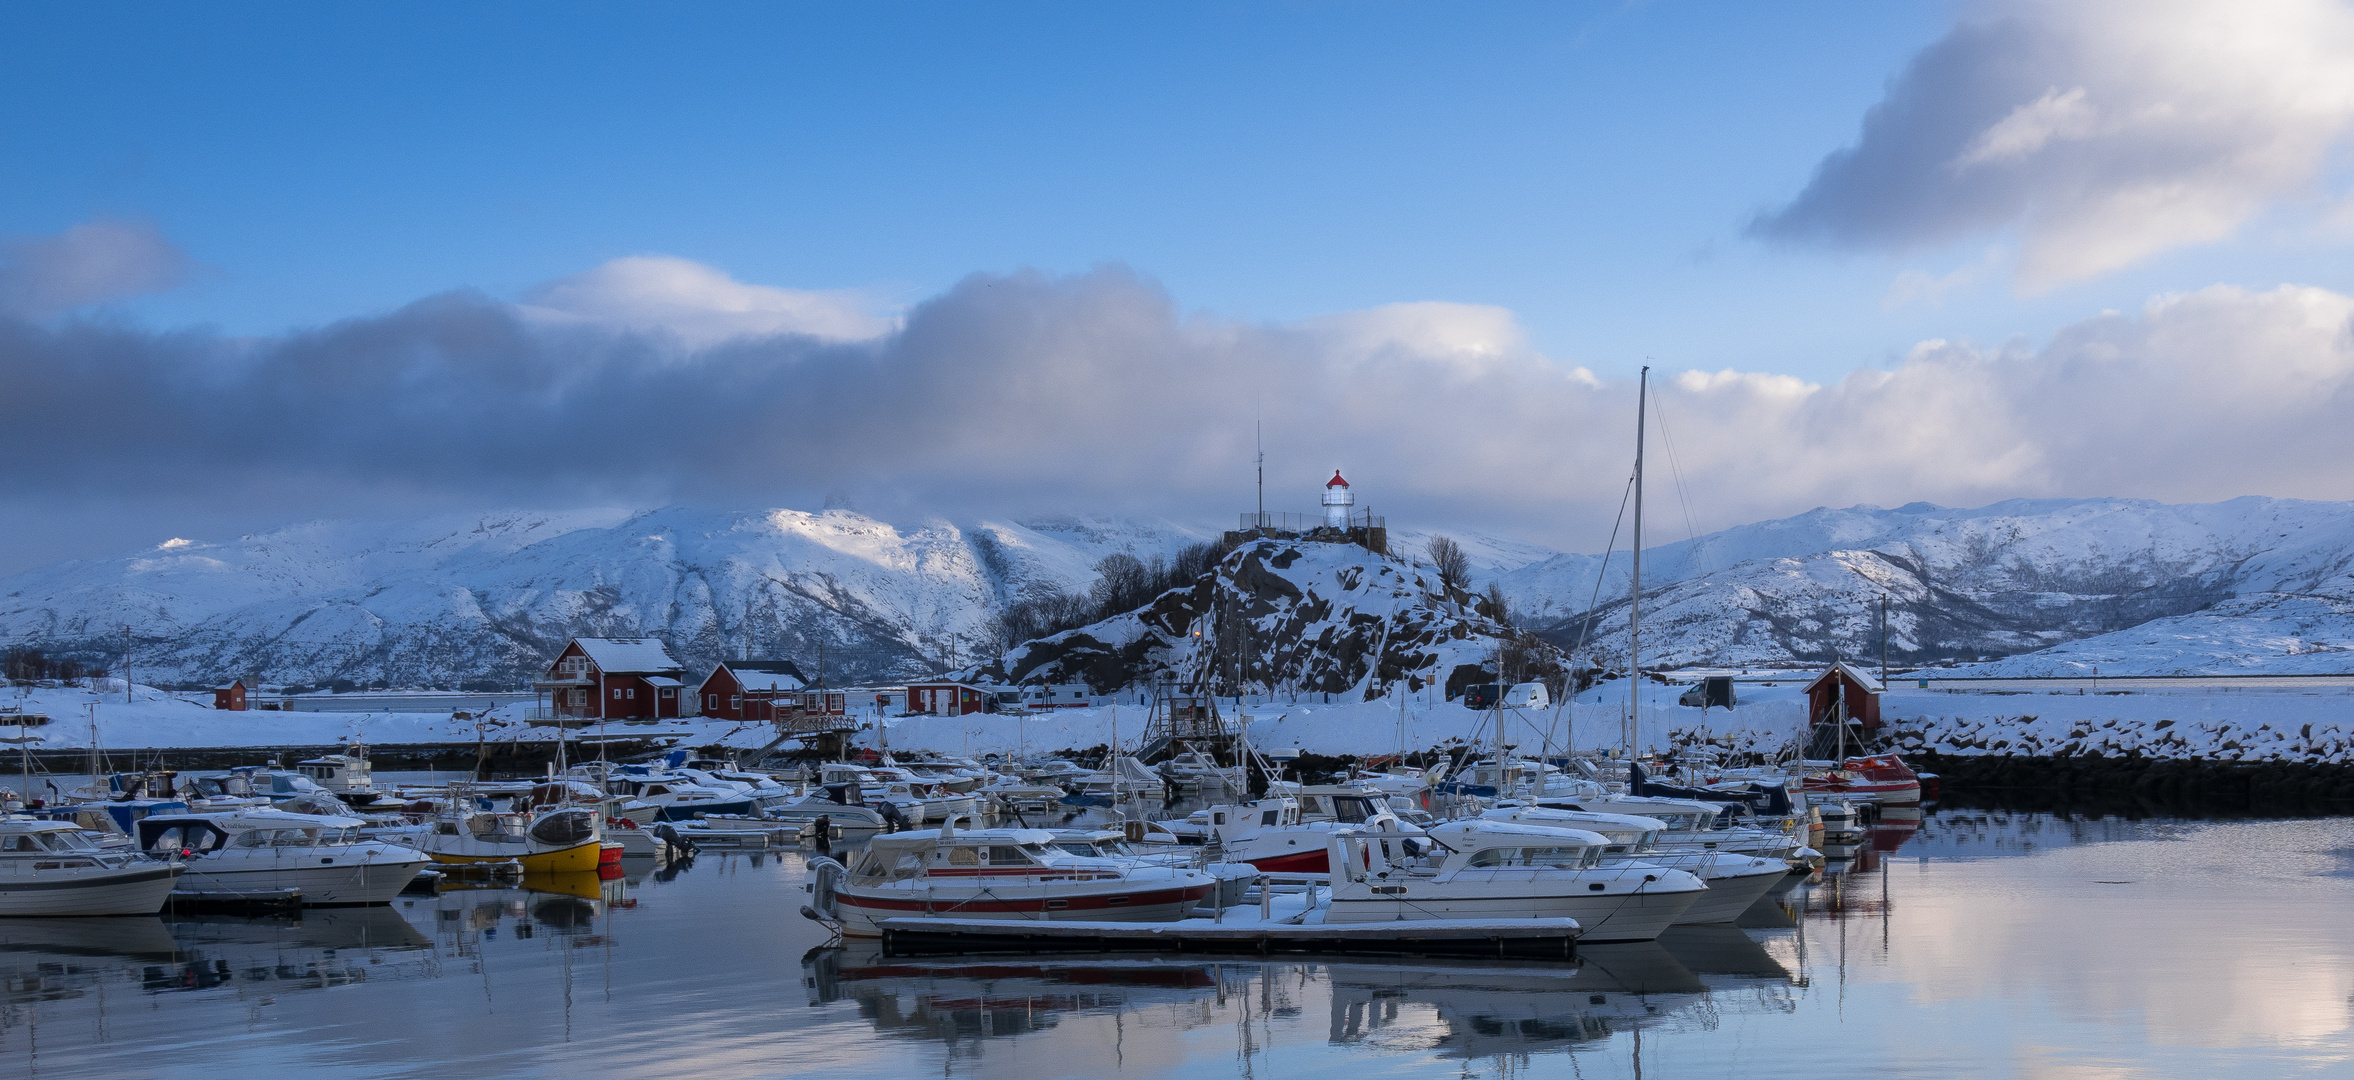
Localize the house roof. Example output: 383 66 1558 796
724 659 809 692
1326 469 1349 488
1805 661 1884 695
571 637 683 674
643 676 684 688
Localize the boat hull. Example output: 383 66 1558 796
1323 883 1703 943
829 878 1215 937
172 856 428 905
424 841 603 874
0 864 182 917
1672 865 1789 924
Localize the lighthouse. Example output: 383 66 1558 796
1321 470 1354 529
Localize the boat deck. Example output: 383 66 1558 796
874 913 1581 959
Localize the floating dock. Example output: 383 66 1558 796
875 916 1582 960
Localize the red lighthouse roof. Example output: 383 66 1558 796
1326 470 1349 488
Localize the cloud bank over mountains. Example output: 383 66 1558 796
1755 0 2354 290
2 236 2352 575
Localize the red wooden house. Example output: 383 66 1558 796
1805 661 1884 730
698 659 847 723
536 637 686 720
906 681 991 716
212 679 248 711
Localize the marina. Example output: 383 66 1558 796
0 806 2348 1078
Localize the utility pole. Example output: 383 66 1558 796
1255 421 1264 529
1879 596 1889 687
122 625 132 703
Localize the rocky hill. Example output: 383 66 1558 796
966 537 1559 700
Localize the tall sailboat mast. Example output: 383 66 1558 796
1627 366 1648 758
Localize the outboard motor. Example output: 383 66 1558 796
650 821 696 856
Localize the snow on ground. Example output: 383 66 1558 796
11 676 2351 766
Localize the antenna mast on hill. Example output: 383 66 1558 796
1255 421 1264 527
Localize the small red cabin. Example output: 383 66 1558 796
535 637 686 720
1805 661 1883 730
906 682 990 716
212 679 248 711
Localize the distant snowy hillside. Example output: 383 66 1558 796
0 507 1209 687
1525 497 2354 673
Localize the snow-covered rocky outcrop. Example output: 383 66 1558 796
966 537 1556 700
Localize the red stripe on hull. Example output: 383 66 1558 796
1241 849 1330 874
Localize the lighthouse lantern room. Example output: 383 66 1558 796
1321 470 1355 529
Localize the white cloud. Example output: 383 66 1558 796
0 219 195 318
519 254 895 346
6 260 2354 557
1755 0 2354 290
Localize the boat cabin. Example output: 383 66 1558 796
847 828 1100 884
0 821 117 871
138 811 367 854
291 752 372 793
1422 820 1611 873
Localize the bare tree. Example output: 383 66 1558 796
1479 581 1512 627
1426 535 1471 596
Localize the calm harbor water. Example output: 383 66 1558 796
4 808 2352 1079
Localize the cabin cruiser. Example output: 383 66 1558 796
1205 796 1412 874
1481 806 1793 924
818 764 960 822
1321 820 1706 943
289 748 381 802
1158 747 1243 791
804 822 1218 937
973 776 1065 816
1267 784 1425 831
886 755 991 794
597 767 759 821
135 809 429 904
1800 754 1924 807
1069 756 1167 805
1437 758 1608 802
0 819 182 915
770 783 894 833
867 763 981 819
387 804 605 873
1543 795 1806 862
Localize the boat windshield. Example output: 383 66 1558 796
235 828 322 847
0 833 52 853
1464 845 1600 869
1330 797 1375 824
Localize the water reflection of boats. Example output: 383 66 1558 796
805 932 1798 1059
0 908 434 1004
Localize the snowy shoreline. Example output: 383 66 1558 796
7 677 2351 765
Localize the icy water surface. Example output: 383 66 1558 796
4 809 2353 1079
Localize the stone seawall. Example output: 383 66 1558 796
1917 751 2354 816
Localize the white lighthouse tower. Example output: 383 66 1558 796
1321 470 1354 529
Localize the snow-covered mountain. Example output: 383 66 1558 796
1513 497 2354 672
0 507 1211 688
9 495 2354 688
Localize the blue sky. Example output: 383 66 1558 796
6 1 2354 573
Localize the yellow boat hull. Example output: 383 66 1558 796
426 841 603 874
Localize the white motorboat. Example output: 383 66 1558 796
379 803 606 874
135 809 429 905
1158 747 1243 791
0 820 182 916
1546 795 1806 862
1481 806 1791 924
1205 796 1410 874
1321 820 1706 943
770 782 892 832
805 822 1218 937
